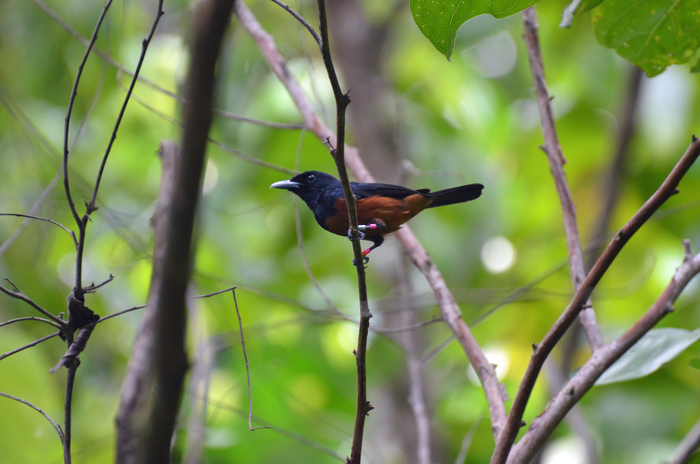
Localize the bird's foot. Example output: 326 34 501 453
352 255 370 268
347 229 365 241
351 247 373 267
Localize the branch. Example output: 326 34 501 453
492 136 700 464
522 6 603 350
62 0 113 232
115 0 234 460
0 280 66 327
271 0 321 44
312 1 373 462
0 316 62 330
88 4 164 208
232 288 270 431
509 242 700 464
0 213 76 249
668 414 700 464
0 391 65 443
235 0 507 440
0 331 60 362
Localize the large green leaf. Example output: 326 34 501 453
593 0 700 77
596 328 700 385
410 0 541 60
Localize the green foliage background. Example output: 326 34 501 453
0 0 699 463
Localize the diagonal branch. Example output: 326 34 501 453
491 136 700 464
0 391 65 443
0 281 66 327
508 242 700 464
0 212 76 249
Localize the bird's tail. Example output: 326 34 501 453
426 183 484 208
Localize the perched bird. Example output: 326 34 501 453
271 171 483 263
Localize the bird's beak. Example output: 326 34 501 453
270 180 300 190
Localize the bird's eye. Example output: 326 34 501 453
307 174 315 182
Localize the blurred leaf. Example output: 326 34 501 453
689 357 700 370
410 0 540 60
593 0 700 77
596 328 700 385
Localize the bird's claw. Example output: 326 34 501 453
352 255 370 267
348 229 365 241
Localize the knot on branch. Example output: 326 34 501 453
51 291 100 374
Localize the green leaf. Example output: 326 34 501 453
410 0 541 61
596 328 700 385
593 0 700 77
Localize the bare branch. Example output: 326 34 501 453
0 316 63 330
0 332 60 362
0 391 65 442
509 245 700 464
521 6 603 350
232 288 270 431
84 274 115 293
62 0 113 231
492 136 700 464
0 213 77 248
0 281 66 327
271 0 321 44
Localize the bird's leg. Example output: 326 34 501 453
347 219 385 241
352 235 385 267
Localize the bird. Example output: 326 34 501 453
271 171 484 264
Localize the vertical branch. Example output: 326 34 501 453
315 1 373 462
63 360 78 464
115 0 235 461
237 0 505 440
521 6 604 350
63 0 114 232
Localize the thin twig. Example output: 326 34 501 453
90 2 161 208
491 136 700 464
0 391 65 442
0 316 63 330
84 274 115 293
97 305 147 323
62 0 113 232
0 282 66 327
0 331 60 362
271 0 321 45
521 6 604 350
232 289 270 431
0 213 76 247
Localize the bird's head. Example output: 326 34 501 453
270 171 339 203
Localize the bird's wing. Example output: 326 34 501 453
351 182 432 200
